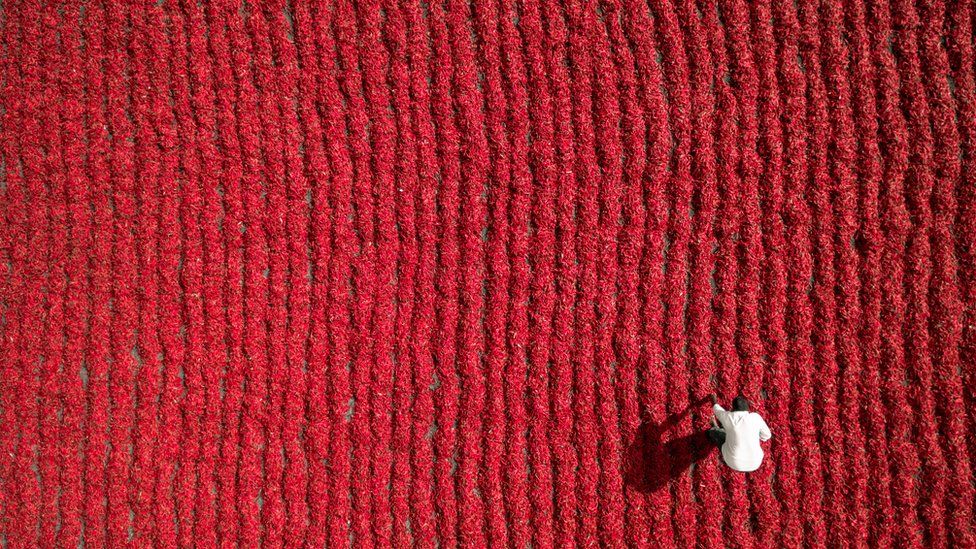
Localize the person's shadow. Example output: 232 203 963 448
624 396 715 493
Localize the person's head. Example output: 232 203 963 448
731 395 750 412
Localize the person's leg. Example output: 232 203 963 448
706 428 726 446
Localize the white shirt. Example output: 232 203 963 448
713 404 772 472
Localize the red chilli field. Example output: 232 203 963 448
1 0 974 547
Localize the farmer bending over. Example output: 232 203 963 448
707 395 771 472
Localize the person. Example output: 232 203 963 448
706 394 771 472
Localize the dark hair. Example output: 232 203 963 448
732 395 750 412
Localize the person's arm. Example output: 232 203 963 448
712 403 728 429
756 415 772 442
